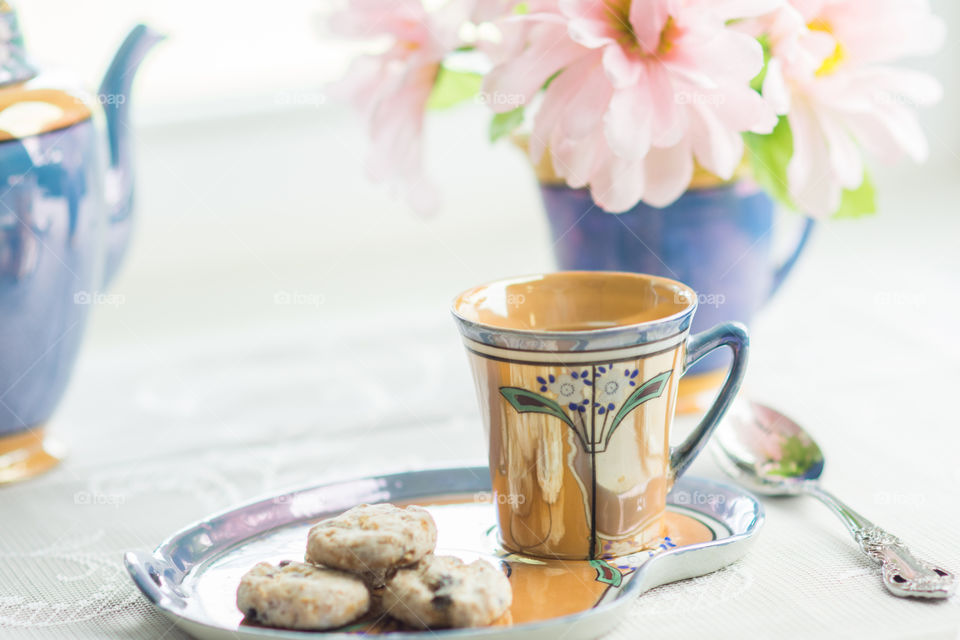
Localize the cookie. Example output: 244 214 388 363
382 555 512 629
306 503 437 579
236 561 370 630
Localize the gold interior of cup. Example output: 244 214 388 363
453 271 696 333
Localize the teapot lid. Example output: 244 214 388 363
0 2 38 86
0 2 94 142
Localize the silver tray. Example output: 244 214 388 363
125 467 763 640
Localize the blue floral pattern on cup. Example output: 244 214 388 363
502 366 673 454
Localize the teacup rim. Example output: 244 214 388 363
450 270 699 340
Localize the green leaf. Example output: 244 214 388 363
542 69 561 91
604 370 673 446
833 172 877 219
499 387 575 429
589 559 623 587
750 34 772 94
500 387 588 449
746 117 877 219
744 116 797 211
489 107 525 142
427 67 482 110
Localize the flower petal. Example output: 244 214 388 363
628 0 678 54
482 22 585 113
602 44 644 89
843 105 929 163
817 112 864 190
646 62 685 147
786 100 841 217
761 58 791 115
688 102 745 179
551 126 605 188
559 54 615 140
705 0 783 20
530 54 604 161
588 148 647 213
641 141 695 208
824 0 945 66
604 83 654 160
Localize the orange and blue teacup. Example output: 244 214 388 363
452 272 748 560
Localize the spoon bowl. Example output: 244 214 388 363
712 399 825 496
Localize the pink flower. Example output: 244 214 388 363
483 0 779 212
471 0 525 23
753 0 944 217
329 0 480 214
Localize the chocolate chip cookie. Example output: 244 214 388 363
306 503 437 580
382 554 511 629
237 561 369 630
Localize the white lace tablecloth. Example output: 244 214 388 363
2 308 959 640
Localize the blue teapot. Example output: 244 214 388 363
0 5 161 481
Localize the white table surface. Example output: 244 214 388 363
1 106 959 639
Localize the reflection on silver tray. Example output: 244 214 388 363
125 467 763 640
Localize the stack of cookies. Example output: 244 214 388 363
237 503 512 631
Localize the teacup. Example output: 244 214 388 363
452 272 748 559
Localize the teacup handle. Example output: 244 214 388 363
670 322 750 478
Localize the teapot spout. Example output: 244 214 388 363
98 24 163 284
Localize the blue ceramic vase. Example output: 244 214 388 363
0 9 161 482
540 179 813 406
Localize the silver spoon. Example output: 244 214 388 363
711 398 956 599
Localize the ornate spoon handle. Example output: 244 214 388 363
805 484 956 599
